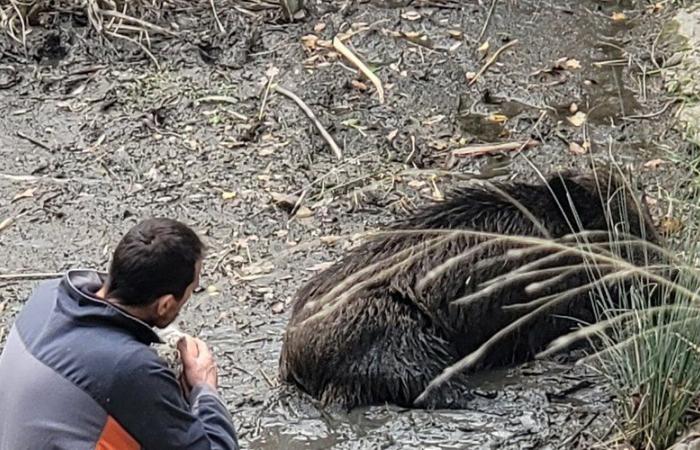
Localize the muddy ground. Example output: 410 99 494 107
0 0 694 448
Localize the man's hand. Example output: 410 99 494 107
177 336 218 393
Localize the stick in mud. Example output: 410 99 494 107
451 139 539 157
272 84 343 160
469 39 519 86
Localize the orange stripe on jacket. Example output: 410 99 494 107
95 415 140 450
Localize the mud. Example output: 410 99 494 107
0 0 691 448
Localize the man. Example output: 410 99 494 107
0 218 238 450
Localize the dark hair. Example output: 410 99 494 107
106 218 205 306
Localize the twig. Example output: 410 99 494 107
98 10 178 37
0 272 63 281
477 0 498 43
623 100 678 121
468 39 519 86
259 72 275 120
16 131 51 150
0 172 105 184
558 413 600 449
0 216 16 233
193 96 248 120
105 31 160 70
209 0 225 34
259 368 276 388
333 36 385 104
452 139 538 157
272 84 343 160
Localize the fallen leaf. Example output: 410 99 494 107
387 129 399 141
295 206 314 218
487 114 508 124
270 192 300 208
11 188 36 203
447 30 463 39
644 159 665 170
206 285 220 295
221 191 237 200
659 216 683 235
401 11 421 21
408 180 427 189
569 142 587 155
465 71 476 81
320 235 340 245
314 23 326 32
567 111 587 127
271 302 285 314
569 103 578 114
307 262 335 272
242 262 274 276
611 12 626 21
564 59 581 70
350 79 368 91
301 34 319 50
478 41 490 54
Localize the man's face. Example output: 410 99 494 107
154 259 203 328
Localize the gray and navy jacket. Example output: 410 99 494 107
0 270 239 450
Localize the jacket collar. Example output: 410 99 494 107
60 269 162 345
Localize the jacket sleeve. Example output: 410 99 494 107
108 349 239 450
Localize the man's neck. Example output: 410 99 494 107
95 285 153 325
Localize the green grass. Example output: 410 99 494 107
569 177 700 449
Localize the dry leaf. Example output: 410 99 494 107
569 142 587 155
401 11 421 21
320 235 340 245
567 111 587 127
644 159 665 170
465 71 476 81
449 42 462 53
270 192 300 207
447 30 463 39
221 191 237 200
206 285 220 295
407 180 426 189
11 188 36 203
487 114 508 124
271 302 285 314
611 12 626 21
314 23 326 32
301 34 319 50
478 41 490 54
387 129 399 141
659 216 683 235
564 59 581 70
569 103 578 114
295 206 314 218
307 262 335 272
350 79 368 91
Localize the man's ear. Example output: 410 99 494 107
155 294 179 318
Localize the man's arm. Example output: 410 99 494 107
108 346 239 450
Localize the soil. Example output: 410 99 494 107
0 0 693 448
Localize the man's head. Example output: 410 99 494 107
103 218 205 328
